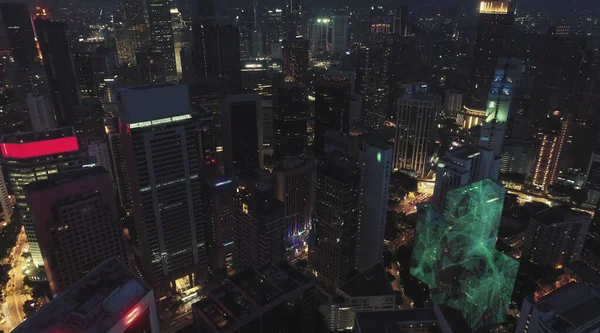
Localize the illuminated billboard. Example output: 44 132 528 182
479 1 510 14
1 136 79 159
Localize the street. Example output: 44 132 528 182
0 230 29 332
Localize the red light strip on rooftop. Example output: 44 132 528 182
124 305 142 326
0 136 79 159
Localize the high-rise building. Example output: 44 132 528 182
310 17 331 54
203 177 235 273
478 58 523 157
87 140 114 182
0 167 13 225
192 261 315 333
135 49 166 84
392 6 407 36
393 93 440 177
114 0 149 65
283 38 309 82
105 114 133 212
444 90 463 118
274 156 314 240
532 111 571 192
192 18 242 92
146 0 177 80
233 170 286 271
309 152 359 290
500 117 537 177
369 6 391 42
584 152 600 207
411 180 518 329
117 84 206 298
521 206 591 268
34 17 81 127
355 142 392 273
26 94 56 131
0 2 39 69
13 258 160 333
467 0 515 111
25 167 128 294
274 81 308 162
515 283 600 333
331 14 349 55
171 7 188 76
1 127 85 267
221 94 263 176
314 76 351 157
361 44 392 131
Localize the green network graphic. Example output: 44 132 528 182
410 179 518 330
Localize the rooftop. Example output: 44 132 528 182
338 264 394 298
532 206 591 226
13 258 151 333
0 127 75 144
118 83 190 124
24 166 108 192
353 309 438 333
534 283 600 333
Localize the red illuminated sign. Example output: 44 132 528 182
0 136 79 159
124 305 142 326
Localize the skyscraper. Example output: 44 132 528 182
1 127 86 267
584 152 600 206
444 90 463 118
34 17 81 127
274 156 314 240
0 167 13 225
26 94 56 131
283 38 309 82
192 18 242 92
314 76 351 157
274 81 308 162
393 93 440 177
25 167 128 294
114 0 149 65
331 14 349 55
221 94 263 176
521 206 591 268
117 84 206 298
203 177 235 273
532 111 571 192
467 0 515 111
411 180 518 329
392 6 407 36
146 0 177 80
0 2 39 69
361 43 392 130
105 114 133 212
309 152 359 290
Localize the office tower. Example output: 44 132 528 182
412 180 518 330
433 146 497 206
393 93 441 177
310 152 359 290
115 0 149 65
26 94 56 131
73 46 96 98
233 170 286 271
13 258 160 333
221 94 263 176
0 167 12 225
500 117 536 177
331 14 348 54
0 3 39 69
117 84 206 298
521 206 591 268
310 18 330 54
239 8 255 60
584 152 600 206
192 18 242 92
369 6 391 42
34 18 81 127
171 7 188 75
274 81 308 162
146 0 177 81
135 49 166 84
322 265 396 332
203 177 235 273
283 38 309 82
193 262 315 333
91 47 118 97
361 43 392 130
532 111 571 192
444 90 463 118
478 58 523 157
105 115 133 211
355 142 392 272
274 156 314 240
515 283 600 333
467 0 515 111
25 167 128 294
1 128 85 267
87 140 114 181
73 98 105 149
314 76 351 157
194 106 218 176
392 6 407 36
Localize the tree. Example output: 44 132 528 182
391 171 418 192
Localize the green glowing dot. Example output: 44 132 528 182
377 152 381 162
